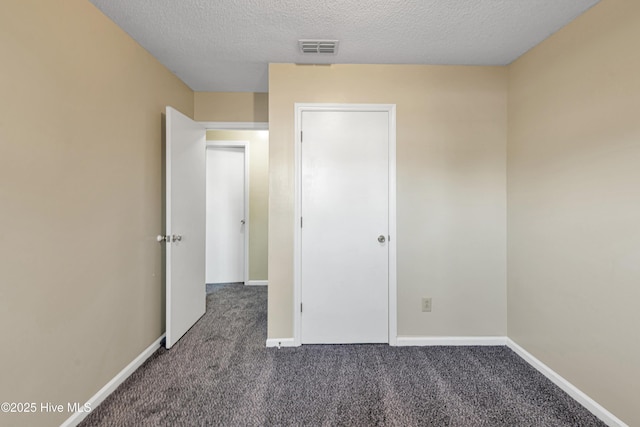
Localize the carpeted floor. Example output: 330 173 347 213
81 284 605 426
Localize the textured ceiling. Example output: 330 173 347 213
89 0 600 92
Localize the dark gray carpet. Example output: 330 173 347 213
206 282 242 294
81 284 604 426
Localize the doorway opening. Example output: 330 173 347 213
206 142 249 285
204 129 269 289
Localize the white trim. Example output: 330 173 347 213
293 103 397 346
293 106 302 347
61 334 165 427
246 280 268 286
205 141 250 284
200 121 268 130
266 338 297 348
396 336 508 346
388 106 397 346
507 339 627 427
205 141 249 149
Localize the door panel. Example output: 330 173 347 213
165 106 206 349
301 110 389 344
206 147 245 283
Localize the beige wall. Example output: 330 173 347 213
206 130 269 281
0 1 193 426
195 92 268 122
268 64 508 339
507 1 640 425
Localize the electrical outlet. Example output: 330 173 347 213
421 297 432 312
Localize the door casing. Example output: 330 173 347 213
293 103 397 346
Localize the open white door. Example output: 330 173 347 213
164 106 206 349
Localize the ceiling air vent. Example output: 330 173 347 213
299 40 339 55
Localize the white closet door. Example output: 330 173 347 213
301 110 390 344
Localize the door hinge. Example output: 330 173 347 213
300 217 303 228
300 131 303 142
300 303 303 313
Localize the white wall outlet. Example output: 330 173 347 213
422 297 432 312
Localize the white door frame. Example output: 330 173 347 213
205 140 250 284
293 103 397 346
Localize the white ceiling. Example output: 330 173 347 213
89 0 600 93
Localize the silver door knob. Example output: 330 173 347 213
156 235 168 242
378 235 386 243
240 219 246 225
172 234 182 242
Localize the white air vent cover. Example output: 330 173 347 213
299 40 339 54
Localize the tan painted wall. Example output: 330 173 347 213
195 92 268 122
0 1 193 426
507 1 640 424
268 64 507 339
206 130 269 281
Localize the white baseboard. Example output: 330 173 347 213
60 334 165 427
396 336 507 346
507 339 627 427
246 280 268 286
265 338 297 348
